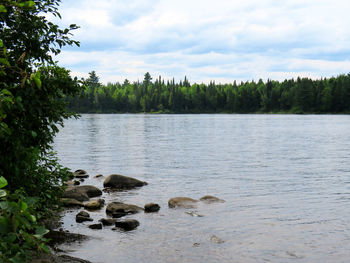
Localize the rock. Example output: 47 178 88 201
76 211 93 223
112 212 128 218
144 203 160 213
185 211 204 217
103 174 147 189
199 195 225 204
45 230 88 246
168 197 199 208
74 169 89 178
73 180 80 186
64 185 102 202
106 202 144 215
75 169 87 174
88 223 102 230
84 199 105 210
114 219 140 231
61 198 84 208
94 174 104 178
99 218 117 226
210 235 225 244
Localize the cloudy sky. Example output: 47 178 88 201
53 0 350 84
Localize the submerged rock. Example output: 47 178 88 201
168 197 199 208
76 211 93 223
199 195 225 204
210 235 225 244
144 203 160 213
103 174 147 189
114 219 140 231
106 202 144 215
84 199 105 210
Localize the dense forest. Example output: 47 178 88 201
68 71 350 114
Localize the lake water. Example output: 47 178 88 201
53 114 350 263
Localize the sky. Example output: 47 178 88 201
53 0 350 84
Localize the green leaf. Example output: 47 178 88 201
0 5 7 13
31 131 37 138
34 226 49 237
0 176 8 188
34 77 42 89
0 189 6 198
0 58 10 66
19 201 28 212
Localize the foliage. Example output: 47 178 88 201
0 176 49 263
69 72 350 114
0 0 81 261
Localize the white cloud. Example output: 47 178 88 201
55 0 350 83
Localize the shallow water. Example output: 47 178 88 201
53 114 350 263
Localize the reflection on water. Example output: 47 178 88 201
54 114 350 263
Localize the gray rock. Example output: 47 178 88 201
144 203 160 213
103 174 147 189
106 202 144 215
88 223 102 230
114 219 140 231
168 197 199 208
76 211 93 223
199 195 225 204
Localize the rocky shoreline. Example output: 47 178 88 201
38 169 225 262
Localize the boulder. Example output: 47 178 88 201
103 174 147 189
74 169 89 178
114 219 140 231
75 169 87 174
84 199 105 210
61 198 84 208
144 203 160 213
99 218 117 226
199 195 225 204
168 197 199 208
76 211 93 223
106 202 143 215
64 185 102 202
88 223 102 230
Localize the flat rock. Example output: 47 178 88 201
60 198 84 208
199 195 225 204
88 223 102 230
144 203 160 213
168 197 199 208
103 174 147 189
106 202 144 215
114 219 140 231
84 199 105 210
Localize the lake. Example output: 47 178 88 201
53 114 350 263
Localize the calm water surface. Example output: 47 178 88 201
53 114 350 263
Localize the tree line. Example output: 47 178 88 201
67 71 350 114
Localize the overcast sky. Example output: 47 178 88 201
54 0 350 84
